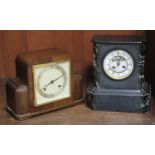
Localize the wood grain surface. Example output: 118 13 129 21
0 30 144 79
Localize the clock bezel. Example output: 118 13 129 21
33 59 72 107
102 48 135 81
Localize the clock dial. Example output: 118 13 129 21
37 65 67 98
33 60 71 106
103 50 134 80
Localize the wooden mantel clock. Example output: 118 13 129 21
6 48 84 120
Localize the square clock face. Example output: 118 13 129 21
33 60 71 106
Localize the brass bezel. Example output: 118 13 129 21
33 59 72 107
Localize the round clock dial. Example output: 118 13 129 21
37 65 67 98
103 50 134 80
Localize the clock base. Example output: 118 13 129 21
6 77 84 120
87 85 151 113
6 106 32 120
6 100 83 120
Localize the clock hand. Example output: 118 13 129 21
53 74 64 83
117 62 120 66
42 74 64 91
116 56 125 66
116 58 120 66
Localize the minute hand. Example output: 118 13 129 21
52 74 64 83
43 74 64 91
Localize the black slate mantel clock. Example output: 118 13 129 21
87 35 151 113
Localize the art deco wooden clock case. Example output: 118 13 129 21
87 35 151 113
6 48 84 120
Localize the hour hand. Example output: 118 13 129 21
42 80 54 91
42 74 64 91
117 61 120 66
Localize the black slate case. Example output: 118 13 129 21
87 35 151 113
87 83 151 112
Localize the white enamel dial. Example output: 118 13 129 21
33 61 71 106
103 50 134 80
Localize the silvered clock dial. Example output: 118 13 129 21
33 60 71 106
37 65 67 98
103 49 134 80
